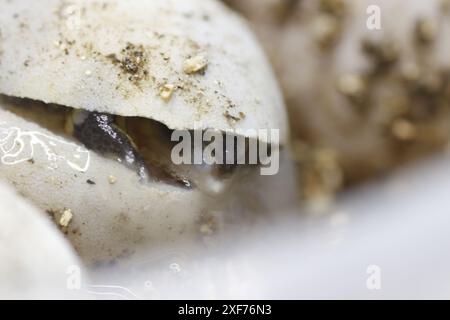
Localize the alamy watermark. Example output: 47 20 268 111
170 128 280 176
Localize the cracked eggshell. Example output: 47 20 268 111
0 181 86 299
0 100 226 264
0 0 287 144
0 100 298 265
0 0 297 265
226 0 450 182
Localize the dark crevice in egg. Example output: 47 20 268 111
0 95 263 192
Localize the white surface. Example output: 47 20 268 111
2 152 449 299
87 153 450 299
0 182 86 299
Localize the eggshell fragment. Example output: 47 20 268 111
0 0 288 144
